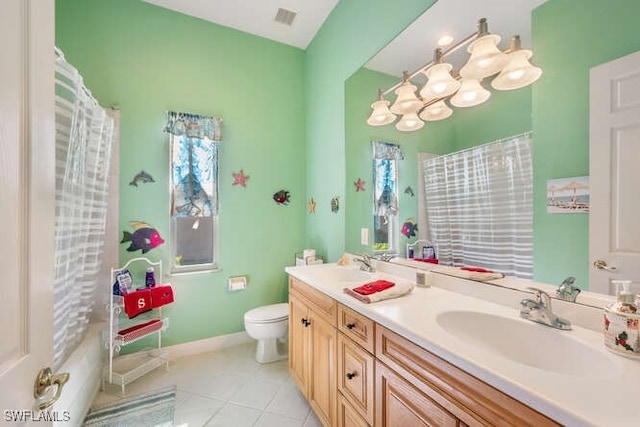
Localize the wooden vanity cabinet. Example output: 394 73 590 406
288 275 560 427
289 277 337 427
375 325 561 427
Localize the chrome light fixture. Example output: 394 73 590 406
367 18 542 131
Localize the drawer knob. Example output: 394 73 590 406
346 323 356 329
346 372 357 380
301 318 310 327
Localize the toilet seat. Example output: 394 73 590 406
244 303 288 324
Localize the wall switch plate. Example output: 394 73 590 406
361 227 369 245
228 276 247 291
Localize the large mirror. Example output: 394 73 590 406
345 0 640 298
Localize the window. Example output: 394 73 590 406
372 141 402 253
165 111 222 273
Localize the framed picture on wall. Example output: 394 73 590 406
546 176 590 214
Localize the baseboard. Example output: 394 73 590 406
162 331 253 360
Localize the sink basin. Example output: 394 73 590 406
436 310 618 377
308 266 374 282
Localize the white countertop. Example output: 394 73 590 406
285 262 640 427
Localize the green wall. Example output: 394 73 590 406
303 0 435 263
532 0 640 287
56 0 306 347
344 67 531 256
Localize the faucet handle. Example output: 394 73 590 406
526 287 551 308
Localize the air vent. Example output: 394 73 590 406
275 7 297 26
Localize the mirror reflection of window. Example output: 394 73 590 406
372 141 403 253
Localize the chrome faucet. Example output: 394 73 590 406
520 287 571 330
556 276 581 302
353 253 375 272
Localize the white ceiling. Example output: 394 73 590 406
142 0 340 49
366 0 549 79
142 0 547 75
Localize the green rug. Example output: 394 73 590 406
83 386 176 427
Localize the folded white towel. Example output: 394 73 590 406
343 281 414 304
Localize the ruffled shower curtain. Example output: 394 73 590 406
422 133 533 278
53 48 114 369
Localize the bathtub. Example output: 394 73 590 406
53 322 104 426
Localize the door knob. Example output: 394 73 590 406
593 259 618 272
34 367 70 410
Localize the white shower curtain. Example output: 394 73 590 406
422 133 533 278
53 48 114 369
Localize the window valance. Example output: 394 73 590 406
164 111 222 141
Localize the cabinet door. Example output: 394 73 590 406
289 295 310 397
309 313 337 427
375 362 458 427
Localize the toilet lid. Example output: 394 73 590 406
244 303 289 323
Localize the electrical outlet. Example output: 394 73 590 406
228 276 247 291
361 228 369 245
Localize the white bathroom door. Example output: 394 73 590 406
0 0 57 417
589 49 640 294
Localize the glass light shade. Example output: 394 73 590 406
419 100 453 121
491 49 542 90
389 83 423 115
395 112 424 132
419 63 461 101
366 99 396 126
450 79 491 108
459 34 508 80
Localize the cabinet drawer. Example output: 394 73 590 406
337 333 374 425
338 303 375 353
290 276 337 326
375 325 560 427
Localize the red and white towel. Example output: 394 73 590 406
344 280 414 304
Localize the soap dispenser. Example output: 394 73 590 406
603 280 640 358
610 280 637 314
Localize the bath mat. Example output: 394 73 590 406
83 385 176 427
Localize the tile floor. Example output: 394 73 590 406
95 343 322 427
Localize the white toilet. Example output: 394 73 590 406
244 303 289 363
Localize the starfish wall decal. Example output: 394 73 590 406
354 178 366 192
308 197 316 214
232 169 249 187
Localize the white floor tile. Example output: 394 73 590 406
173 390 225 426
88 344 307 427
254 411 305 427
180 371 251 401
227 379 283 410
303 410 323 427
205 402 262 426
264 381 311 421
254 360 290 385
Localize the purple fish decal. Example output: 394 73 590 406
401 219 418 238
120 221 165 254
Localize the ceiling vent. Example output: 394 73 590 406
275 8 297 26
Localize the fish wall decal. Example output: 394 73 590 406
120 221 165 254
273 190 291 206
